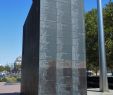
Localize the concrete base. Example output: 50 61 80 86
87 88 113 95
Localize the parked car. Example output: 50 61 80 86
0 72 6 78
87 70 93 76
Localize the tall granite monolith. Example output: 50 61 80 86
21 0 87 95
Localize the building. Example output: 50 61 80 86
14 56 22 74
14 56 22 66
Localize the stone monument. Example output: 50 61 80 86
21 0 87 95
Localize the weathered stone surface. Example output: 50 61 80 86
21 0 87 95
21 1 40 95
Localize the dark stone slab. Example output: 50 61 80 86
21 1 40 95
21 0 87 95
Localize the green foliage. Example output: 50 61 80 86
0 65 11 72
5 77 17 83
85 1 113 74
103 2 113 71
0 76 21 83
4 65 11 72
0 66 5 72
85 9 99 74
0 77 7 82
17 77 21 82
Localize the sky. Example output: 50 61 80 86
0 0 112 66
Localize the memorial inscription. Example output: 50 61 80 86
22 0 87 95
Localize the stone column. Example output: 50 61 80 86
21 0 87 95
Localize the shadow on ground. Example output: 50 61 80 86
0 93 20 95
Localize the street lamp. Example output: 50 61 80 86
97 0 108 92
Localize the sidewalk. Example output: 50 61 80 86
0 82 20 94
87 88 113 95
0 82 113 95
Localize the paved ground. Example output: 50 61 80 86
0 93 20 95
0 82 113 95
87 88 113 95
0 82 20 95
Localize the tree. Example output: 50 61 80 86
85 1 113 75
0 66 5 72
85 9 99 75
4 65 11 72
103 1 113 71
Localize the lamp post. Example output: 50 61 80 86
97 0 108 92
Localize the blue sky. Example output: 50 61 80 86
0 0 112 65
0 0 32 65
84 0 110 11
